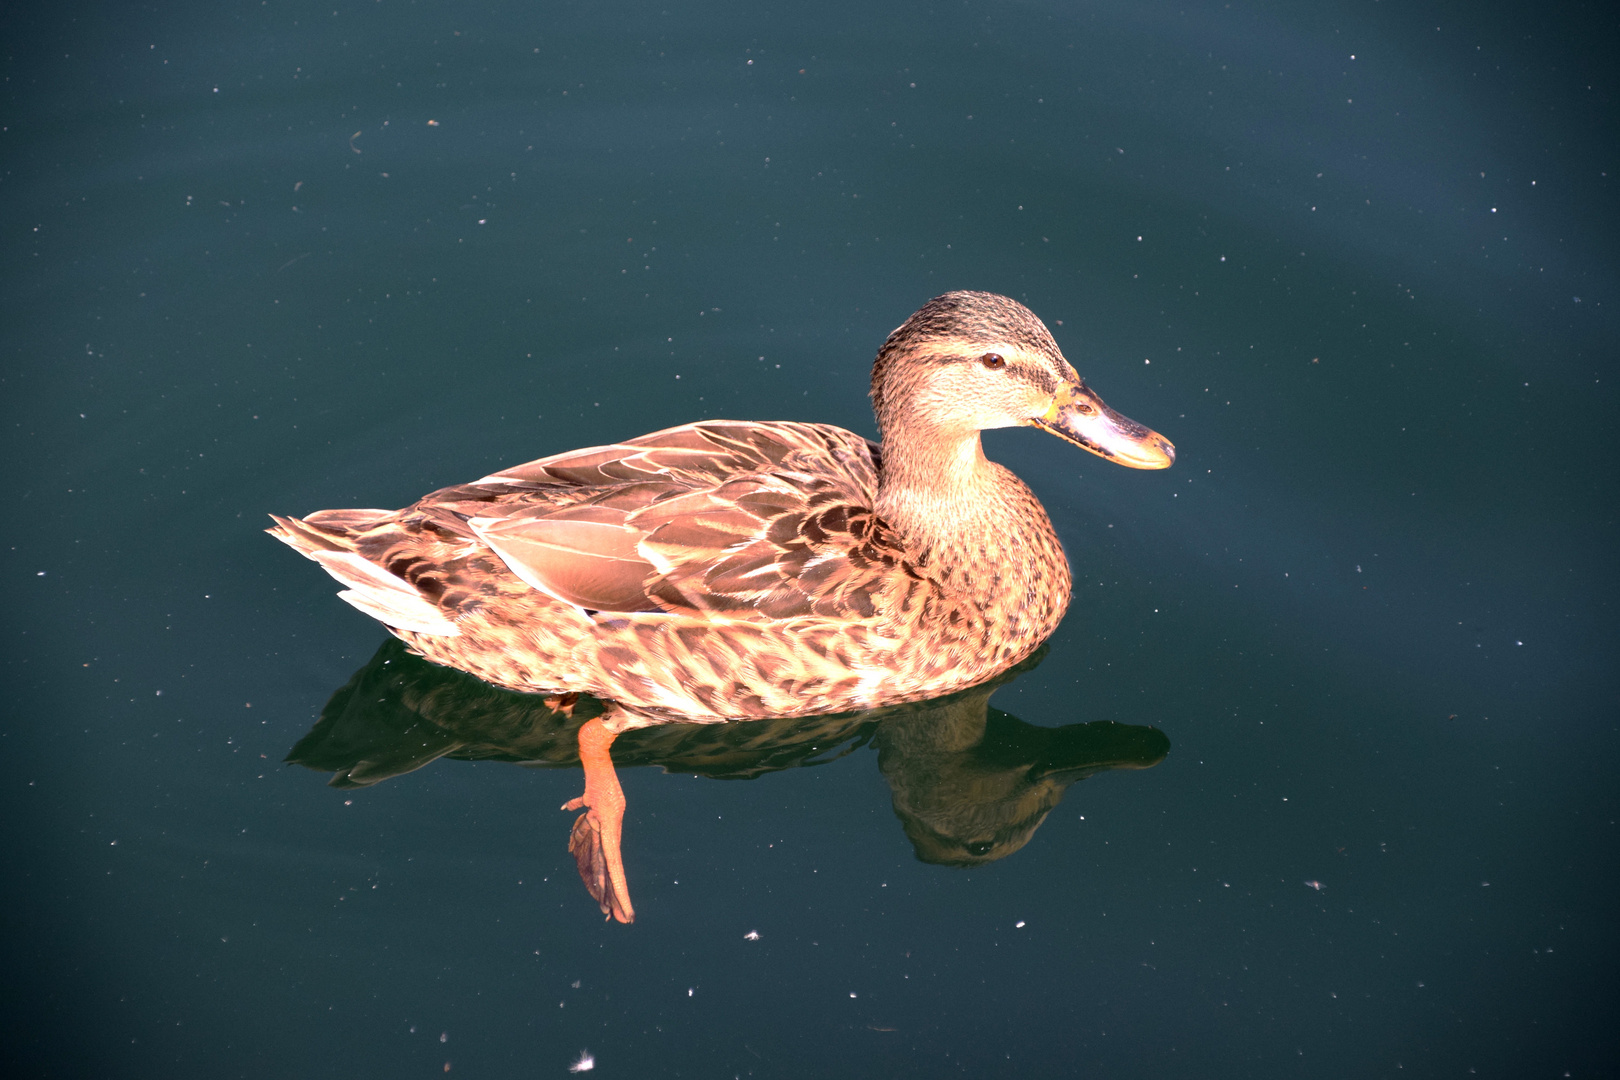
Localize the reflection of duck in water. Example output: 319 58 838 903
270 291 1174 921
290 640 1169 899
872 674 1169 867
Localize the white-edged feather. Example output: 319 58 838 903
466 517 588 610
310 550 459 636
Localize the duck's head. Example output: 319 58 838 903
870 291 1174 469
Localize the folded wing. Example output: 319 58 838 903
462 421 905 621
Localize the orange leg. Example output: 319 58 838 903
562 715 635 923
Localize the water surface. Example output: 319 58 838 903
4 1 1615 1076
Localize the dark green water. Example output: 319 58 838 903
4 1 1616 1076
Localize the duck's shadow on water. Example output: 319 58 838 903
290 640 1170 869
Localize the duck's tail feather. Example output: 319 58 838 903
266 511 386 556
267 513 460 637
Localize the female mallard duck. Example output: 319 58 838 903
270 290 1173 922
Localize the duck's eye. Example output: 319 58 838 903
979 353 1006 370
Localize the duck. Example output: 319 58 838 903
269 290 1174 922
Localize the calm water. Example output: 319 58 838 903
4 1 1616 1076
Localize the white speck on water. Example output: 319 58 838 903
569 1050 595 1073
1304 880 1324 891
744 930 760 941
1015 920 1026 928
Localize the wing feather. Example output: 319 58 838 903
444 421 901 623
469 505 658 612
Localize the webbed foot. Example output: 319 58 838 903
562 715 634 923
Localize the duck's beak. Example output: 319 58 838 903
1031 380 1175 470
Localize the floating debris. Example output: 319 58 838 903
568 1050 595 1073
744 930 760 941
1304 880 1324 891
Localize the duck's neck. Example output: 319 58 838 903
874 427 1005 554
874 419 1074 651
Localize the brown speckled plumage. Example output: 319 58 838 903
273 416 1063 725
270 291 1172 730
